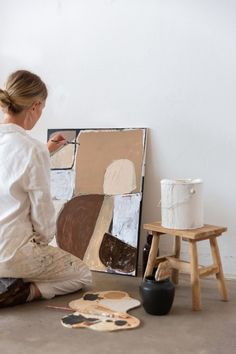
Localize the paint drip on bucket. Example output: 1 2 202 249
160 179 203 229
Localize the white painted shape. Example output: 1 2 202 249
103 159 136 195
50 170 75 200
112 194 142 247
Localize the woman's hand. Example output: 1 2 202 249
47 133 66 154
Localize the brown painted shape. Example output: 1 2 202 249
99 233 137 273
75 129 145 195
56 195 104 259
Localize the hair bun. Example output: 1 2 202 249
0 70 47 114
0 88 20 113
0 88 11 107
3 90 12 103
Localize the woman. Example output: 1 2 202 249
0 70 92 307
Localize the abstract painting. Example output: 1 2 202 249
48 128 147 276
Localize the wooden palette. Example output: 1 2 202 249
61 291 141 332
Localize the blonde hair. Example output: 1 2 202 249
0 70 47 114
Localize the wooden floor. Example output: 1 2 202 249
0 271 236 354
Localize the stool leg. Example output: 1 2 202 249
189 241 201 311
144 232 160 278
172 236 181 285
210 237 228 301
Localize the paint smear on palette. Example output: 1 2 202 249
74 129 146 195
103 159 136 195
49 129 77 169
56 195 105 260
112 193 142 247
50 170 75 200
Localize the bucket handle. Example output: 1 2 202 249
158 189 196 209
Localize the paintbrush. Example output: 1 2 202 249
79 311 130 320
51 139 79 145
93 312 129 319
46 305 129 319
75 307 130 319
46 305 73 311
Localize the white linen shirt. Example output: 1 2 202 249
0 123 56 262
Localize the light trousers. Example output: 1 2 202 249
0 240 92 299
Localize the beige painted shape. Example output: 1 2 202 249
103 159 136 195
75 129 145 195
49 130 76 169
49 130 76 142
102 291 127 299
50 143 75 169
82 196 114 271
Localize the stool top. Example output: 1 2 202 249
143 222 227 240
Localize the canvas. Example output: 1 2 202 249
48 128 147 276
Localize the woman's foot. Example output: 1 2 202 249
0 278 31 308
27 283 42 301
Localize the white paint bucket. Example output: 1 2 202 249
160 179 203 229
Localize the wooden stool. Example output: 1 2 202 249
143 222 228 311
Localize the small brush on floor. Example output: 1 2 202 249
46 305 73 311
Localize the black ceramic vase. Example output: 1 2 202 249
140 276 175 315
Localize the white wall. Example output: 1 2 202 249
1 0 236 277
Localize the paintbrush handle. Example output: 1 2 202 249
51 139 79 145
46 305 73 311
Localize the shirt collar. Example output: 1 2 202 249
0 123 28 135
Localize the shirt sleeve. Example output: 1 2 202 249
24 145 56 244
